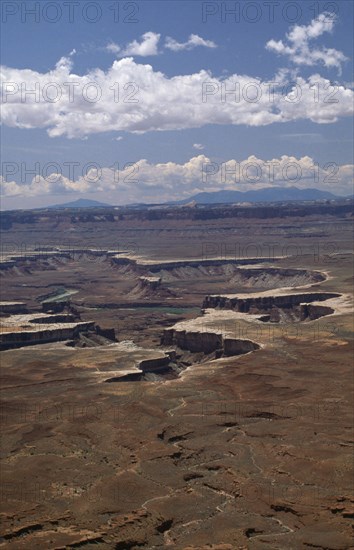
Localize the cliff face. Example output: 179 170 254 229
1 200 352 228
0 303 117 350
203 292 339 322
29 314 76 324
0 321 96 350
161 328 259 357
300 303 335 321
96 326 116 341
0 302 28 314
149 265 325 291
127 275 177 300
138 355 171 373
223 338 260 356
139 276 162 291
162 329 223 354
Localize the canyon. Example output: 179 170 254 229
0 204 353 549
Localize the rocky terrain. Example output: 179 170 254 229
0 204 353 548
0 305 116 351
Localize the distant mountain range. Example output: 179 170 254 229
48 199 110 209
46 187 343 210
174 187 339 205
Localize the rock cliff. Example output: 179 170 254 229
203 291 339 322
161 328 259 357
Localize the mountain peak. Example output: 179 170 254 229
48 199 110 209
174 187 338 205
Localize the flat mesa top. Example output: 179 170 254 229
113 254 290 265
0 321 93 334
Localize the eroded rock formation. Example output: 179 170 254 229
161 328 259 357
0 302 28 314
0 305 116 350
0 321 96 350
203 291 339 322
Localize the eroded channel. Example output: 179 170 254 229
0 254 342 382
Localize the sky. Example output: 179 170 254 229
1 0 353 209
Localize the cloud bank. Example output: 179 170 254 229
2 156 353 202
1 56 353 138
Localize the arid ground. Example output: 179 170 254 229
0 203 353 549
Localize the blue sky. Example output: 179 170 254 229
1 0 353 208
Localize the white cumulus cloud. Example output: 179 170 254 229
1 56 353 138
165 34 217 52
1 156 353 202
266 12 348 74
120 31 161 57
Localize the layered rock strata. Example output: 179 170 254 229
161 328 259 357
